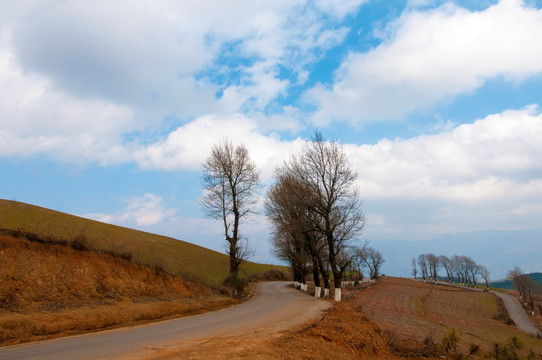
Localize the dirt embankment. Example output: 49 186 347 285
0 234 237 345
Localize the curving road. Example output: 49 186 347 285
0 282 330 360
418 279 541 337
491 290 541 337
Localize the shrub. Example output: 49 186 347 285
71 234 89 251
248 269 291 282
222 274 248 298
440 329 479 360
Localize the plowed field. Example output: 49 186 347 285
351 277 542 355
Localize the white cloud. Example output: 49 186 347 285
0 0 364 164
307 0 542 124
135 114 305 179
0 43 135 164
348 106 542 199
348 106 542 239
315 0 367 20
0 39 302 174
7 0 361 121
83 193 177 227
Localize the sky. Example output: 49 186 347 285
1 0 542 268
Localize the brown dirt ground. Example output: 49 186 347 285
139 302 398 360
137 278 542 360
350 277 542 357
0 234 237 345
3 233 540 360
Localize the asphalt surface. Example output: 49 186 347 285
0 282 330 360
491 290 541 337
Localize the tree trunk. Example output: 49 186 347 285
317 257 330 296
312 261 319 297
311 256 321 288
229 239 239 278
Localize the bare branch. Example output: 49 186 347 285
200 140 260 278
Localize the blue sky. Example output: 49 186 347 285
1 0 542 268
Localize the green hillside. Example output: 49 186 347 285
0 199 283 288
490 272 542 290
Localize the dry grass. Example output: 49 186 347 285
0 199 286 287
0 297 237 346
0 234 238 345
350 277 542 357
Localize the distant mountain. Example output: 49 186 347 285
372 228 542 280
490 272 542 290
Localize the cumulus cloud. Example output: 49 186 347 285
349 105 542 199
134 114 305 179
78 105 542 244
0 43 135 164
8 0 361 121
348 106 542 239
83 193 176 227
0 41 303 173
0 0 365 164
307 0 542 124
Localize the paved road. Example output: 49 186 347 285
419 280 541 337
0 282 330 360
491 290 541 337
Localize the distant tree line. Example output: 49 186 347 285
411 253 490 288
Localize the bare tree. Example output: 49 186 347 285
464 256 478 286
417 254 429 280
508 266 539 314
358 245 385 281
478 265 490 289
427 253 440 283
284 132 366 301
270 231 308 287
523 277 539 315
439 255 454 282
508 266 526 300
266 169 326 295
451 255 464 284
354 254 367 281
200 140 260 280
411 258 418 279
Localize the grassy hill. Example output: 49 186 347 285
0 232 240 345
490 272 542 290
0 199 284 288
